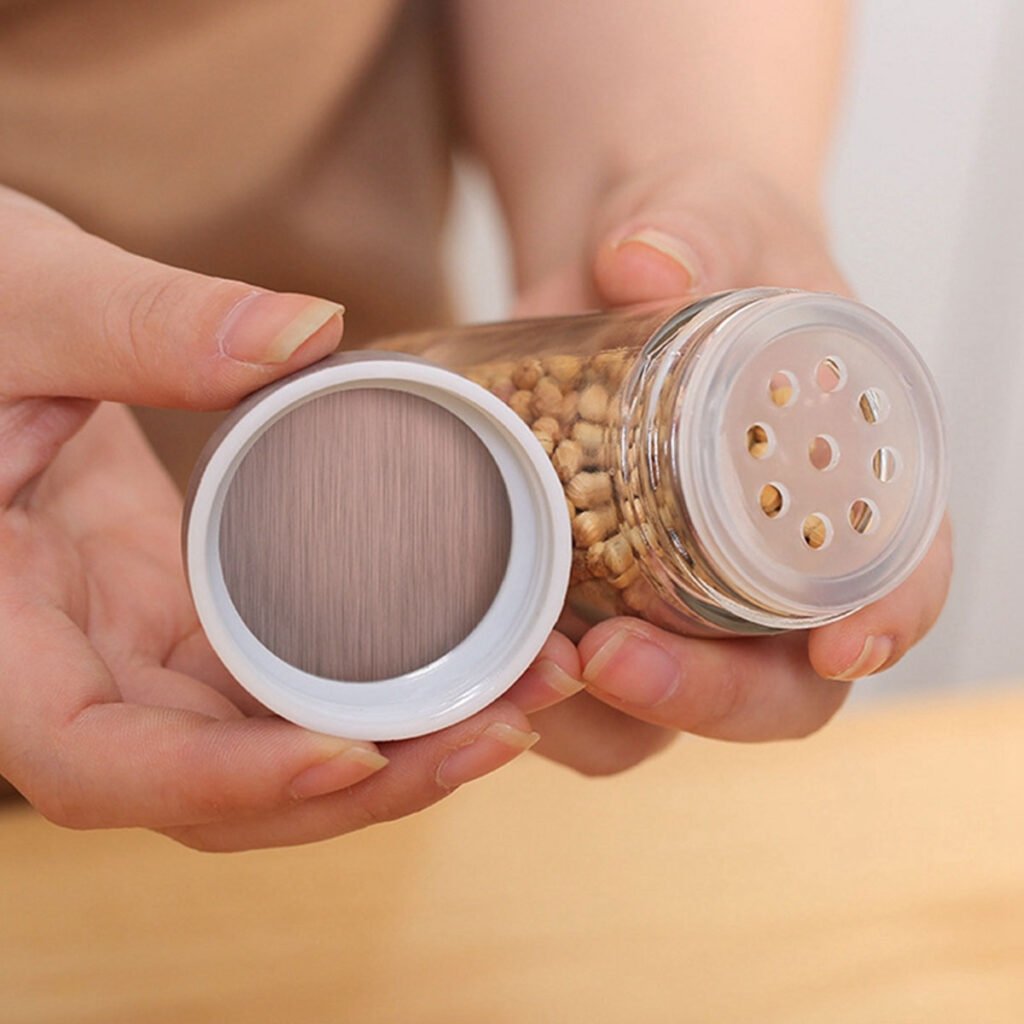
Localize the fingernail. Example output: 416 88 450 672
218 291 344 365
289 742 388 800
829 635 894 681
583 629 679 706
436 722 540 790
533 659 586 698
614 229 701 291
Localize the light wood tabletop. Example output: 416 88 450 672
3 685 1024 1024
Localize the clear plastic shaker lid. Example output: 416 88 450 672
678 291 948 623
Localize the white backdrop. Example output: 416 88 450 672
444 1 1024 696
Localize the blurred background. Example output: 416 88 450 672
444 0 1024 699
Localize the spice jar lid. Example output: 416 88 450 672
184 352 571 740
677 291 948 624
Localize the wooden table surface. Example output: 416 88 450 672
3 685 1024 1024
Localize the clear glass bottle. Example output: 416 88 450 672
185 287 947 739
373 288 948 640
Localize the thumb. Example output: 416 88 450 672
0 189 344 408
589 162 847 307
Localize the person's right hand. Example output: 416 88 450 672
0 187 541 851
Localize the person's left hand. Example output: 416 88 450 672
503 159 953 774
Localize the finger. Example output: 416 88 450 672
0 397 97 506
587 161 848 306
528 692 676 776
165 626 274 717
578 618 850 742
808 515 953 681
504 631 585 715
160 704 538 851
0 186 343 407
514 262 593 318
0 602 390 829
119 663 248 722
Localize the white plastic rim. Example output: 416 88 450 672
677 292 948 623
185 353 571 741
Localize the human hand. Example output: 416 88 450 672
508 160 953 774
0 189 538 850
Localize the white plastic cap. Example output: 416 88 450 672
184 353 571 740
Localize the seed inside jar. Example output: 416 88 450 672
552 439 583 482
565 471 613 509
746 424 772 459
578 383 609 423
466 346 642 631
801 513 832 550
759 483 786 518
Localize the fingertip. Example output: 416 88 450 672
470 699 534 741
810 517 952 682
217 291 344 368
282 310 345 366
582 628 680 709
508 662 584 714
577 617 653 667
505 632 585 714
593 228 702 306
434 716 539 790
288 744 388 801
538 630 584 678
177 292 344 410
810 628 895 682
199 718 388 810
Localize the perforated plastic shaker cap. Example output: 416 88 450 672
184 352 571 741
678 291 947 624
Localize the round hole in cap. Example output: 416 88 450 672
746 423 774 459
808 434 839 471
815 356 847 393
759 483 788 519
219 388 512 682
801 513 833 550
872 446 900 483
768 371 799 408
858 387 889 424
849 498 879 535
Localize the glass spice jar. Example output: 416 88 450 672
373 288 948 640
184 288 947 740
